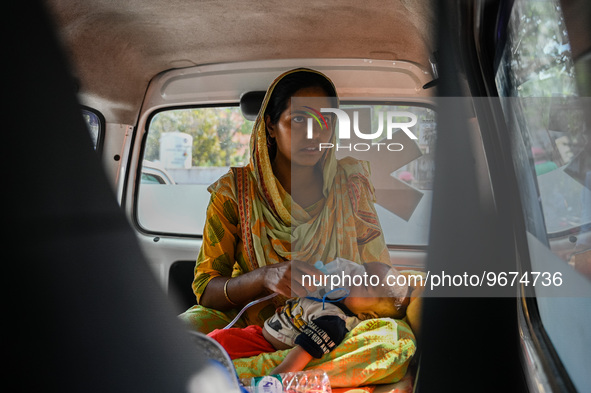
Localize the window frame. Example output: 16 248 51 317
472 0 584 391
133 103 251 239
132 101 437 250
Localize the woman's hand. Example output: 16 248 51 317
263 260 324 297
200 260 325 310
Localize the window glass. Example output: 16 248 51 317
82 108 101 150
138 107 253 235
495 0 591 390
495 0 590 262
337 104 436 246
144 107 252 169
338 104 436 189
137 104 436 247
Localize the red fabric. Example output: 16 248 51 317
208 325 277 360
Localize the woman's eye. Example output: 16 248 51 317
293 115 306 123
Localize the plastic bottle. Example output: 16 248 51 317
242 370 332 393
282 370 332 393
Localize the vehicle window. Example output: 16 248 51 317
82 108 102 151
496 0 590 264
337 103 436 246
137 107 253 235
495 0 591 390
136 103 436 247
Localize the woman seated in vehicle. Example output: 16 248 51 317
179 68 416 387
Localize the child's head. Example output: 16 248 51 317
341 262 409 321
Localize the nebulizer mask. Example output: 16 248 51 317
304 258 365 309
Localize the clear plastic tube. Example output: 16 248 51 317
222 292 278 329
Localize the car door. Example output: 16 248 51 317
415 0 590 392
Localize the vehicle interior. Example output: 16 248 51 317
7 0 590 392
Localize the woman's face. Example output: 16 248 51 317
266 86 334 169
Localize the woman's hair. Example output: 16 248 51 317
264 69 338 125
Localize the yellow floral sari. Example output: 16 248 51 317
184 68 390 328
179 69 415 387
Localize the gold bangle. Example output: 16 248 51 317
224 278 238 306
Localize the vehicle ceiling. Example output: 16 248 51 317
45 0 435 125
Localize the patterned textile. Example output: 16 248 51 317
233 318 417 388
189 68 391 327
264 297 359 358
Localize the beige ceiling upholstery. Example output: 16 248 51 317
46 0 435 124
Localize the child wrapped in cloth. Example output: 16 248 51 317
208 261 409 375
